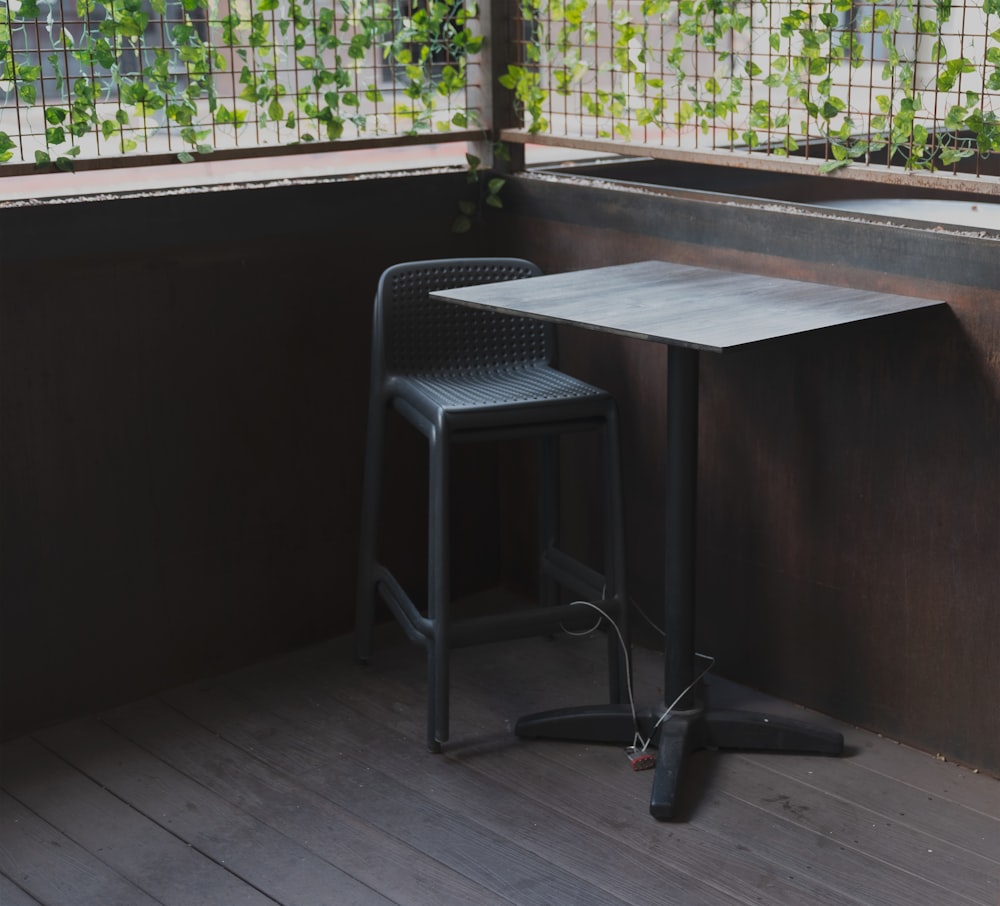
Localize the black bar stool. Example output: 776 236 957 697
355 258 629 751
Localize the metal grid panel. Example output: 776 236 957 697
505 0 1000 182
0 0 482 167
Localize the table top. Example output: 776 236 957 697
430 260 946 353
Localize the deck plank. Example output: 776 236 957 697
720 756 998 904
697 671 1000 822
737 750 1000 864
0 791 158 906
2 620 998 906
0 873 44 906
277 635 862 904
99 696 515 906
160 680 636 906
341 623 1000 906
1 739 278 906
35 718 397 906
206 673 751 906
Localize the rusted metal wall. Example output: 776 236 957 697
0 172 494 738
492 169 1000 776
3 164 996 779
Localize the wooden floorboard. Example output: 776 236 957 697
0 871 44 906
2 619 998 906
35 719 395 906
98 699 499 906
0 791 158 906
159 679 646 906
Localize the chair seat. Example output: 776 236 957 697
391 364 609 416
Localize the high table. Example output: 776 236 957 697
431 260 946 820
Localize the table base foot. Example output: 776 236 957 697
515 703 844 821
515 704 639 744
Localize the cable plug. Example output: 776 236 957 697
626 748 656 771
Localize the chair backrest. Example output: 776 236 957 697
375 258 548 376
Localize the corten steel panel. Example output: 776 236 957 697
490 173 1000 777
0 172 499 739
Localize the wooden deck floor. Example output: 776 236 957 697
2 620 999 906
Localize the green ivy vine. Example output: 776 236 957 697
6 0 999 178
0 0 482 168
501 0 1000 174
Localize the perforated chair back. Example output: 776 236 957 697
375 258 547 378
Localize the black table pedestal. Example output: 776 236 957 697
515 343 843 820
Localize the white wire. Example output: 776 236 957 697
564 599 643 748
563 597 715 754
640 652 716 752
560 615 605 637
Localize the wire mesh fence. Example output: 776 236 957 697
5 0 1000 184
502 0 1000 181
0 0 483 168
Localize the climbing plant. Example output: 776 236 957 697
502 0 1000 174
4 0 1000 177
0 0 482 167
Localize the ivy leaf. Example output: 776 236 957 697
0 132 16 162
939 147 971 165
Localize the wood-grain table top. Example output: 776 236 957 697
430 260 947 353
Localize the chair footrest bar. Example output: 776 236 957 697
540 548 612 604
373 565 432 643
449 600 622 647
374 564 623 649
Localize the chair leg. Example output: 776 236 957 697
425 650 442 754
538 436 560 610
355 399 386 665
427 428 451 751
